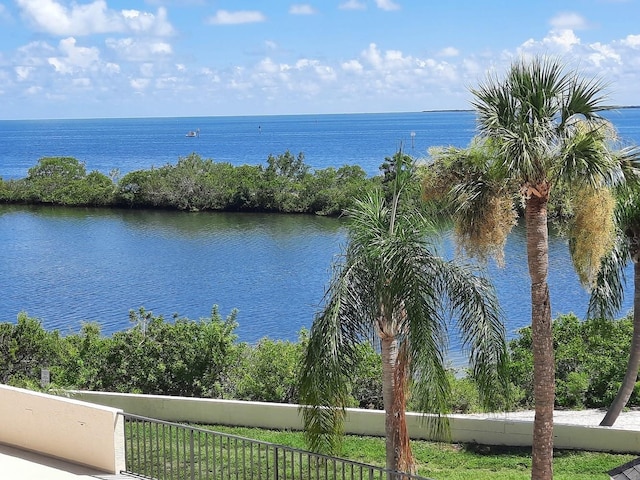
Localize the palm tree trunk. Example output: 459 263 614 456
526 190 554 480
600 260 640 426
380 334 415 474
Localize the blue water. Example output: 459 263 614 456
1 110 639 361
0 111 476 180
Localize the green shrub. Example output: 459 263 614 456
229 333 307 403
508 313 635 409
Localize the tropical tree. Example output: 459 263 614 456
423 56 624 479
587 152 640 426
298 152 508 474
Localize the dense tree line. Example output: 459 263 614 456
2 309 637 413
0 153 374 216
0 309 383 407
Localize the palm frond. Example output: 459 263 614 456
439 260 509 411
298 257 374 454
587 233 629 319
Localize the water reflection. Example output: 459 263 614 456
0 205 633 359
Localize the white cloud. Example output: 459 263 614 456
438 47 459 57
47 37 101 74
16 40 56 66
339 0 366 10
360 43 412 70
105 37 172 62
520 29 581 54
550 12 588 30
130 78 149 90
589 42 621 66
622 34 640 49
16 0 174 36
15 65 33 80
374 0 400 11
257 57 280 74
289 4 317 15
121 7 174 36
206 10 266 25
341 59 364 73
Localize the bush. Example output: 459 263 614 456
508 313 636 409
4 153 376 216
229 333 307 403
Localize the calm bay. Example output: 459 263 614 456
1 110 639 362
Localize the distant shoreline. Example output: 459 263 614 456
422 105 640 113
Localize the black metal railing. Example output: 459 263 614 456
122 413 429 480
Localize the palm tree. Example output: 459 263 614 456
587 153 640 426
298 152 508 474
424 56 623 479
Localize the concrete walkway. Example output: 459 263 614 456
0 444 129 480
3 409 640 479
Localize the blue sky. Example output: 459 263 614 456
1 0 640 119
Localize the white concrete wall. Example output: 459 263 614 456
0 385 125 473
67 390 640 454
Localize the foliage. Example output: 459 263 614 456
95 307 241 397
298 152 507 475
424 56 626 479
5 308 640 416
569 187 616 287
0 313 63 386
228 333 307 403
508 314 637 409
0 152 373 216
20 157 115 206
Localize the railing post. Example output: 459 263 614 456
190 428 195 480
274 446 279 480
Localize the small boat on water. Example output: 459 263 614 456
186 128 200 137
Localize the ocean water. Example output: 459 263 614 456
1 110 639 359
0 111 476 180
2 109 637 181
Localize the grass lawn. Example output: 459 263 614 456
202 424 636 480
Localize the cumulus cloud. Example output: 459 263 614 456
520 29 581 54
375 0 400 11
105 37 172 62
206 10 266 25
47 37 101 74
360 43 412 70
341 59 364 73
622 34 640 49
15 65 34 80
438 47 459 57
550 12 589 30
16 0 174 36
121 7 174 36
289 4 317 15
339 0 366 10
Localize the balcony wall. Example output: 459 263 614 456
0 384 125 473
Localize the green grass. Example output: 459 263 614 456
202 425 636 480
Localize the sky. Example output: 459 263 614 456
1 0 640 120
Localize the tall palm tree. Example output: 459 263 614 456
587 153 640 426
298 152 508 474
424 56 623 479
